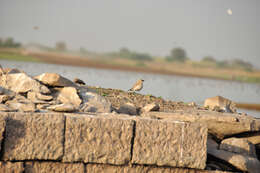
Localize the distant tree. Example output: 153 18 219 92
0 37 21 48
216 60 229 68
166 47 188 62
119 47 130 54
202 56 216 63
231 59 253 71
118 47 153 61
55 41 67 51
79 47 88 55
4 37 14 47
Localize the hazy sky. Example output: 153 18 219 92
1 0 259 67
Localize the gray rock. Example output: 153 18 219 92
79 90 112 113
220 137 256 157
0 73 50 94
34 73 76 87
207 136 219 151
118 102 137 115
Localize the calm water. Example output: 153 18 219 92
1 60 260 117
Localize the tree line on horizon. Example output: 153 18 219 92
0 37 21 48
0 37 255 71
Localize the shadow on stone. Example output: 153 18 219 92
3 117 25 155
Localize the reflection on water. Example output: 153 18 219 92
1 60 260 117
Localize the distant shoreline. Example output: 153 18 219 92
1 48 260 84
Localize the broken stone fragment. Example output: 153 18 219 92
141 111 260 139
220 137 256 158
47 103 76 112
118 102 137 115
0 73 50 94
208 147 260 173
34 73 76 87
141 103 159 113
204 96 236 113
57 87 81 107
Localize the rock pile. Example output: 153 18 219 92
1 67 260 172
0 70 112 113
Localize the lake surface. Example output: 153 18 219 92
1 60 260 117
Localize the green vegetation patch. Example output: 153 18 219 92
0 52 40 62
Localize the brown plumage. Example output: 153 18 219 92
128 79 144 92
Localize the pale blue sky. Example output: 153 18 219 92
0 0 259 67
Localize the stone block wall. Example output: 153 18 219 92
0 112 221 173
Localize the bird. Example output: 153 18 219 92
73 78 86 85
128 79 144 92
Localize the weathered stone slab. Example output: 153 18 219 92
2 112 64 160
0 161 24 173
220 137 256 157
25 162 84 173
208 148 260 173
233 132 260 145
86 163 229 173
142 111 260 139
63 114 134 164
132 118 207 169
0 116 6 152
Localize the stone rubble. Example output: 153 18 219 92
0 67 260 172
